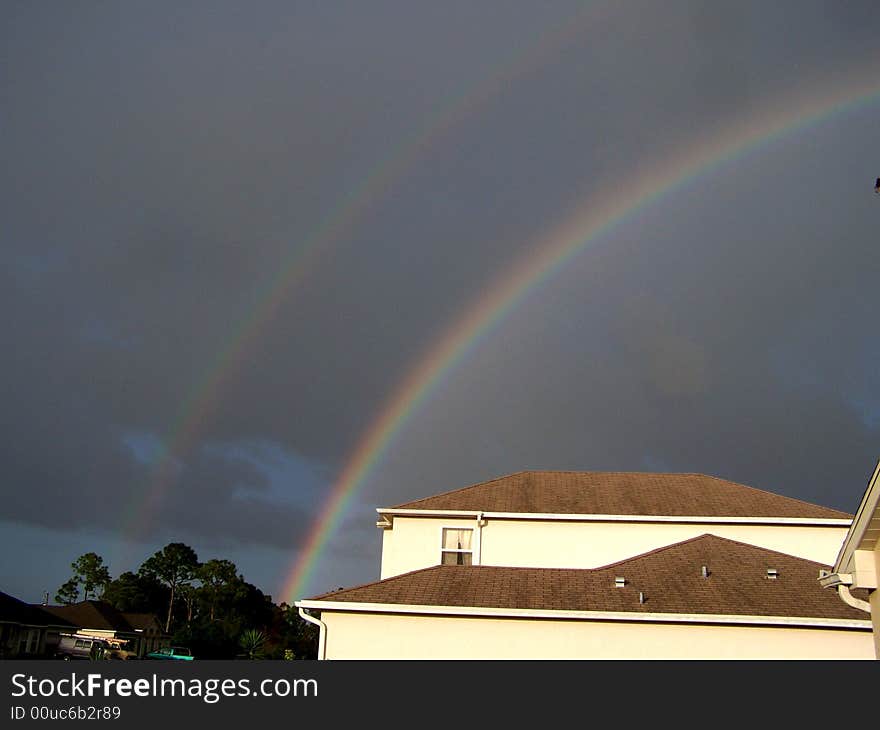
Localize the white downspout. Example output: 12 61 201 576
475 511 485 565
837 585 872 614
819 571 872 614
298 607 327 660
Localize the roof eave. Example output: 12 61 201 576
295 599 872 630
832 458 880 575
375 507 851 527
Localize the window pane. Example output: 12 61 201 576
442 528 472 550
441 551 473 566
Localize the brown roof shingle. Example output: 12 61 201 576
307 534 867 622
1 591 75 628
41 601 135 633
389 471 851 519
120 613 167 634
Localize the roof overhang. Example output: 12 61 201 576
295 599 872 631
376 507 851 528
831 459 880 584
0 620 72 629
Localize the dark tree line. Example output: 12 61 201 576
55 544 317 659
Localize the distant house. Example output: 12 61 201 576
296 471 875 659
0 591 75 658
40 601 167 658
820 459 880 657
121 612 169 656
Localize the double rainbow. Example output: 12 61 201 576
282 72 880 602
117 3 610 554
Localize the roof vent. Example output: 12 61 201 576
638 591 645 604
766 568 778 580
701 565 709 578
615 577 626 588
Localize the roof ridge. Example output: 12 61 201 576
589 533 720 570
386 470 851 517
493 470 717 479
388 470 705 508
311 534 838 601
309 534 839 597
590 532 832 571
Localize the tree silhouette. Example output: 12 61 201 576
139 543 199 633
70 552 111 601
54 544 318 658
102 571 168 615
54 578 80 605
198 559 239 622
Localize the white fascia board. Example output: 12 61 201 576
296 600 872 631
376 508 482 518
833 459 880 574
375 507 851 527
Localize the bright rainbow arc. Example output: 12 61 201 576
283 72 880 603
117 4 608 553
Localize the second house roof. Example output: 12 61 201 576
306 534 867 621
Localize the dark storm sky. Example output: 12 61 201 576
2 1 878 602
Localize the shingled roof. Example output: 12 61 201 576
41 601 136 633
307 534 867 621
121 612 166 634
388 471 852 519
0 591 75 628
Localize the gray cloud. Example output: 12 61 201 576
2 1 879 598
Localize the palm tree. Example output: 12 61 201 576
238 628 267 660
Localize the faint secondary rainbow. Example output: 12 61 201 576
116 3 611 553
284 71 880 602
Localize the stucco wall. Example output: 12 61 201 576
381 517 478 578
321 610 874 659
379 516 849 579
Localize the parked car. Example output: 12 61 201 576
55 633 109 660
146 646 194 660
104 639 138 660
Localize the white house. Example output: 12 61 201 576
297 471 875 659
819 459 879 657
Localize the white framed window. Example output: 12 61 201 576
441 527 473 566
19 629 39 655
